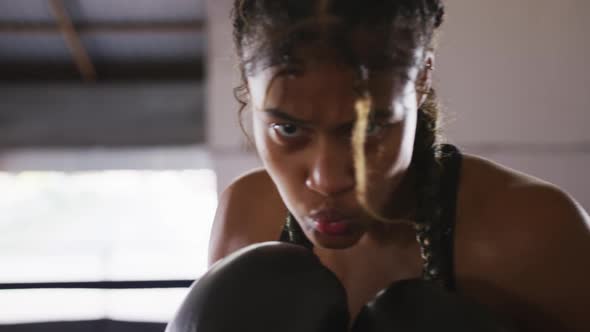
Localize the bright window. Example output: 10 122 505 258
0 169 217 323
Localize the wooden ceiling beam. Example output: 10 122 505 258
49 0 97 82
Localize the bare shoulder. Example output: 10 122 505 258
456 153 590 331
207 168 287 267
457 153 589 248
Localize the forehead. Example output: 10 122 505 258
245 40 423 107
243 25 424 123
246 40 422 103
256 63 358 120
247 60 417 126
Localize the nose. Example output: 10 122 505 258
305 138 355 197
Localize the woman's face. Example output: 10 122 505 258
247 46 427 249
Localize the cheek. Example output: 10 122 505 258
382 84 418 174
366 74 418 178
395 109 418 172
363 111 417 208
368 123 414 178
368 106 417 178
253 119 285 175
252 118 269 158
252 118 305 208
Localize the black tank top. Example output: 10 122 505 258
279 144 463 291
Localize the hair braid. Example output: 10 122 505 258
413 87 443 223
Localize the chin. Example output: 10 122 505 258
309 230 364 250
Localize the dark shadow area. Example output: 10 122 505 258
0 320 166 332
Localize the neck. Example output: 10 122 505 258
378 167 419 220
364 221 418 248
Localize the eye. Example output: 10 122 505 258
365 121 385 137
272 123 302 138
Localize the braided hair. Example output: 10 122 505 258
232 0 447 281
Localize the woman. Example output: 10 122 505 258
204 0 590 331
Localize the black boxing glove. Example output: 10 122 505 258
352 279 516 332
166 242 349 332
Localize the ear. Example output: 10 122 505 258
416 51 435 108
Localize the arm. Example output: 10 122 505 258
462 184 590 332
207 179 251 267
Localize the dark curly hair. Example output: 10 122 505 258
231 0 446 235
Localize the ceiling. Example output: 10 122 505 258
0 1 207 148
0 0 206 81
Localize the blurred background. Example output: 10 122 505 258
0 0 588 331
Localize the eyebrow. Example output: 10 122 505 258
263 108 311 125
263 107 395 125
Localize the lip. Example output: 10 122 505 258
309 208 350 221
308 208 354 236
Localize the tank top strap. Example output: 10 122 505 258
437 143 463 290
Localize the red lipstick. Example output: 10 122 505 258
315 220 351 235
309 209 353 236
